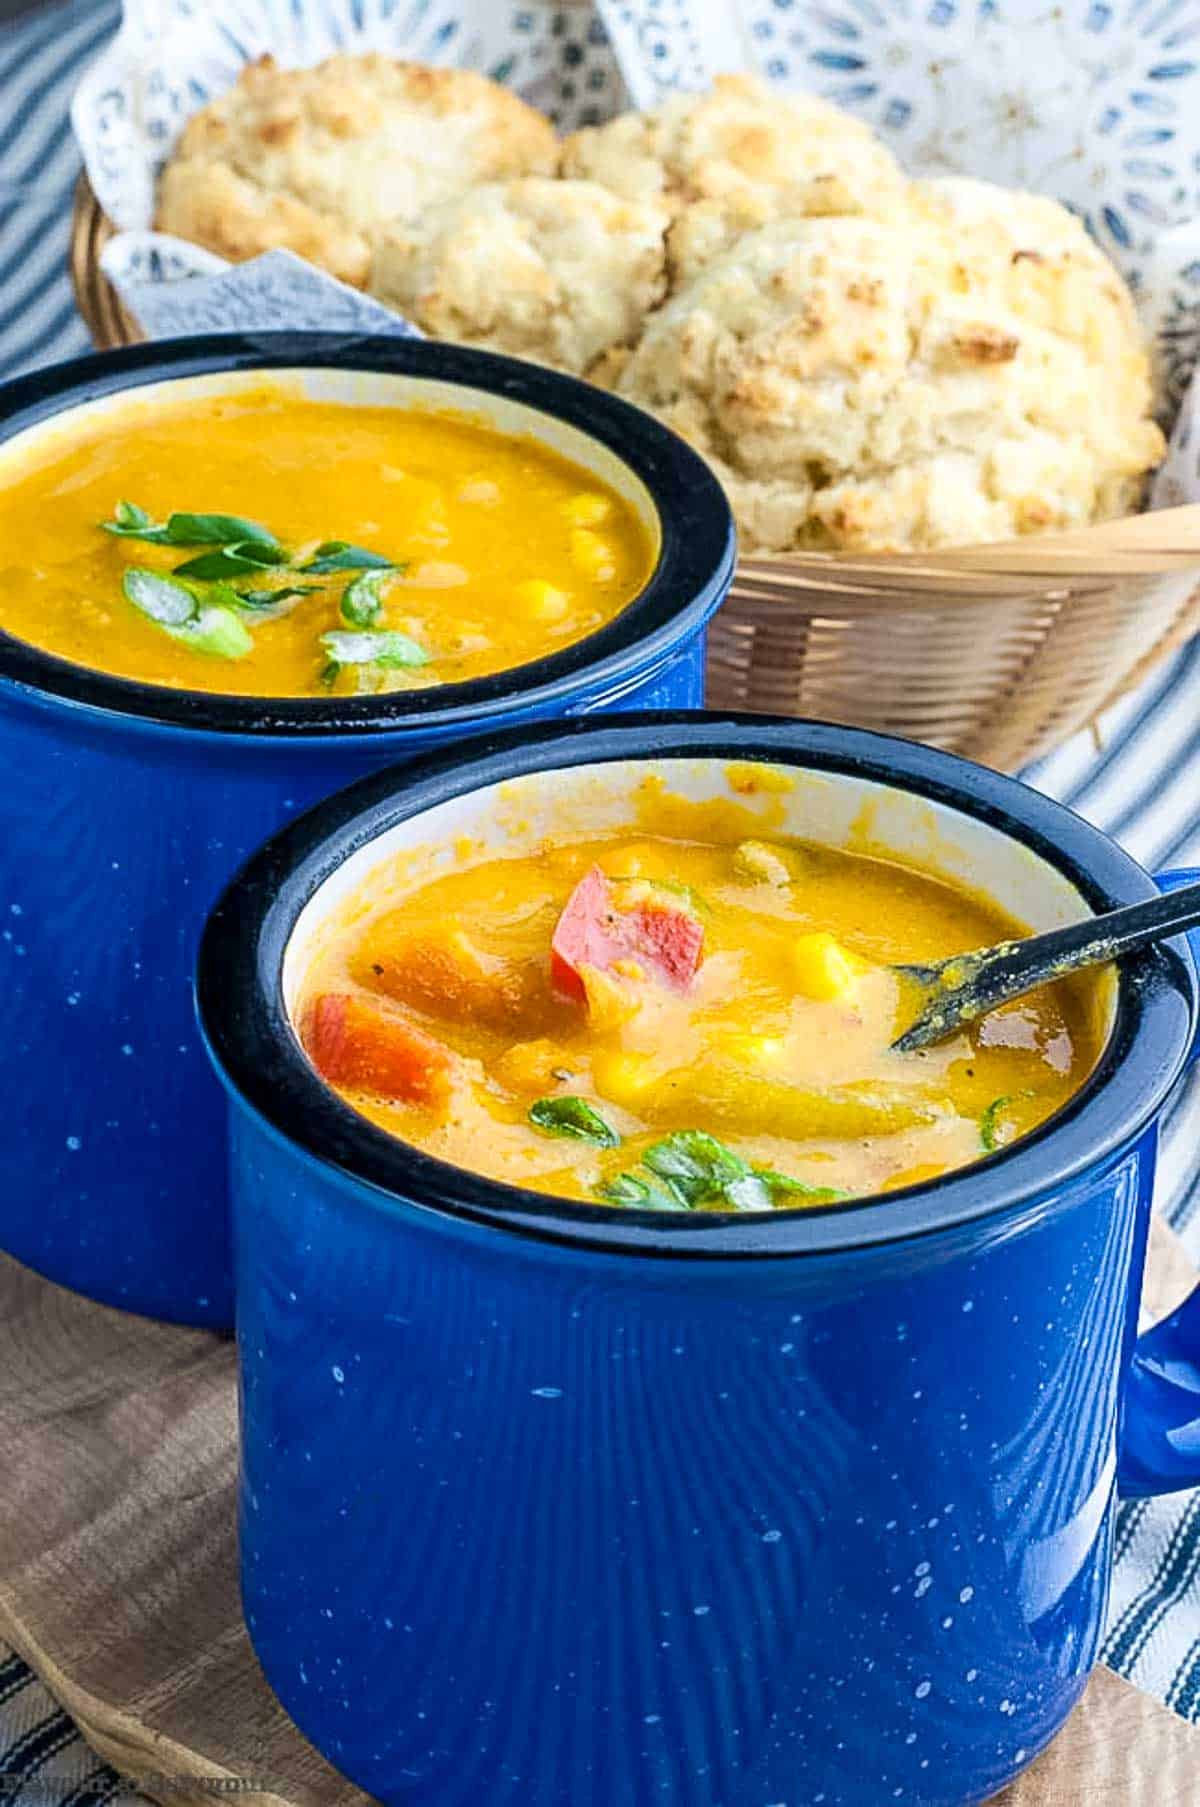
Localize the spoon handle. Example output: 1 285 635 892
893 880 1200 1053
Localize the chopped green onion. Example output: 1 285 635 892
102 505 281 548
122 568 198 627
109 506 414 671
643 1129 749 1205
173 542 288 580
598 1172 688 1210
169 605 253 660
102 500 171 542
529 1096 619 1147
980 1092 1031 1152
235 584 321 609
301 540 395 575
723 1174 776 1211
594 1129 845 1212
163 512 279 548
751 1167 847 1204
341 569 388 628
122 571 250 658
320 630 430 669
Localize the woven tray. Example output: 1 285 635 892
0 1221 1198 1807
67 174 1200 773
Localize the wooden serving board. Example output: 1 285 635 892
0 1222 1197 1807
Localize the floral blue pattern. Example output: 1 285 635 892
594 0 1200 298
98 244 423 341
596 0 727 96
1149 247 1200 422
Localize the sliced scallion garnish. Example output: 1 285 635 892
173 542 288 581
163 512 279 548
102 500 171 543
320 630 430 669
596 1130 846 1212
341 569 388 628
301 540 395 575
235 584 321 610
104 505 416 674
103 505 280 549
597 1172 688 1210
528 1096 619 1147
122 568 197 627
169 604 253 660
979 1091 1033 1152
121 569 251 659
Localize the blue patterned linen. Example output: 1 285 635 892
1 2 1200 1797
102 245 423 341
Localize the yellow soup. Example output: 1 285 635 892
295 802 1105 1209
0 384 655 697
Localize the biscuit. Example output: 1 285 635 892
370 178 668 374
157 53 559 285
612 199 1163 552
561 74 905 223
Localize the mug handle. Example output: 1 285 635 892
1118 867 1200 1499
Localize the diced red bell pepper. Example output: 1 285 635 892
300 992 455 1108
550 865 704 1003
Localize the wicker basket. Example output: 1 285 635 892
69 174 1200 772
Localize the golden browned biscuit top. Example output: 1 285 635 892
612 180 1164 552
156 53 559 286
561 73 906 219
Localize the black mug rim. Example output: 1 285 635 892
0 333 734 737
197 713 1199 1260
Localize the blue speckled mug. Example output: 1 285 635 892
199 716 1200 1807
0 337 732 1329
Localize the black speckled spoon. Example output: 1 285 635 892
891 880 1200 1054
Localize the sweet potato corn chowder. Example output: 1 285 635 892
297 781 1103 1210
0 384 654 697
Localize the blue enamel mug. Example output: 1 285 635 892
199 714 1200 1806
0 339 732 1327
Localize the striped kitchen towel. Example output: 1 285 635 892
1 0 1200 1795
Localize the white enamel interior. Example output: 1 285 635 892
282 756 1119 1044
0 367 662 553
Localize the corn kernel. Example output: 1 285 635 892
569 527 618 583
592 1048 657 1108
791 931 861 1002
512 578 571 622
562 492 613 526
718 1032 789 1072
580 966 641 1031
